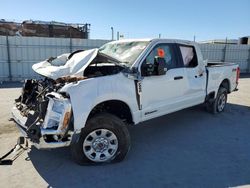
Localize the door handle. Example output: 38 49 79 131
195 73 203 78
174 76 183 80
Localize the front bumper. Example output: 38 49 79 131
11 103 72 150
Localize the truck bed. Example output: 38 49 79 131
206 62 238 96
207 62 237 67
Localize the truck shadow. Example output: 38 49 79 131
28 103 250 188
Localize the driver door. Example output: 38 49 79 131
140 43 188 121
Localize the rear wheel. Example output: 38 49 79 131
71 113 130 165
206 87 228 114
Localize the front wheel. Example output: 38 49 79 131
71 113 130 165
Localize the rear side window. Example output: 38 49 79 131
179 45 198 68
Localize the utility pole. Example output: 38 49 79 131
117 31 120 40
111 27 114 40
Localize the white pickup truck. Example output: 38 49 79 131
11 39 240 165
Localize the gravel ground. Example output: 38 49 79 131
0 77 250 188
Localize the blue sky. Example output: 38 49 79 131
1 0 249 41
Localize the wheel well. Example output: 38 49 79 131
87 100 134 125
206 79 230 102
205 91 215 102
220 79 230 93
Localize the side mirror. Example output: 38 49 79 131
141 57 168 77
141 63 155 76
154 57 167 75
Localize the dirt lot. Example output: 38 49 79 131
0 77 250 188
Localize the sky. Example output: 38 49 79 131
1 0 250 41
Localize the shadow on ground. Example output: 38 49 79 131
28 103 250 188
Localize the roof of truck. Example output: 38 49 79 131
110 38 196 45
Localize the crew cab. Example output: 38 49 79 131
11 39 240 165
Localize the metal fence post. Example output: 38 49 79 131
6 35 12 81
248 48 250 73
69 37 72 53
222 38 228 62
69 29 73 53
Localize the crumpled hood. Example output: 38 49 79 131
32 49 98 80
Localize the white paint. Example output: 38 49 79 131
32 49 98 80
59 39 239 132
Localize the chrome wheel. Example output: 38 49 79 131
217 93 226 112
83 129 118 162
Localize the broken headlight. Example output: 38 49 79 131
52 100 65 114
43 92 71 130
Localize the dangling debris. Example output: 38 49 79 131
0 137 29 165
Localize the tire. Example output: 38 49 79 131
206 87 227 114
70 113 130 165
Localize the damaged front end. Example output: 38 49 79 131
12 79 73 149
11 47 129 149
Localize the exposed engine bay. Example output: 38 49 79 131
13 50 126 145
14 78 70 143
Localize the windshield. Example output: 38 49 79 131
99 41 149 66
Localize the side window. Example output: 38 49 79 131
145 44 175 70
179 45 198 68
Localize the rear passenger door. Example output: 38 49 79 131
177 44 206 105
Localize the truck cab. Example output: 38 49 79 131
137 39 207 121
